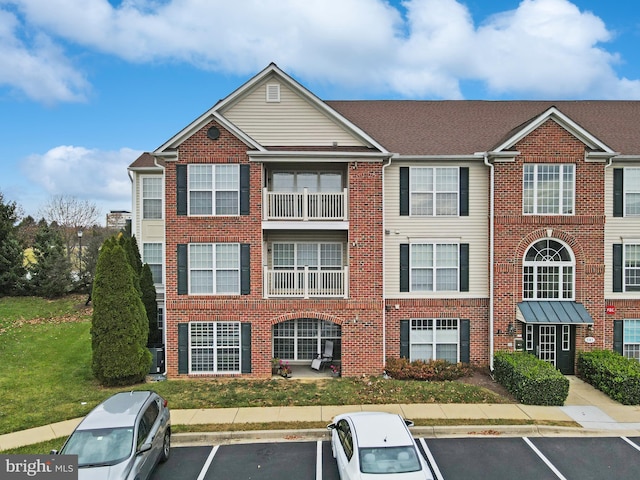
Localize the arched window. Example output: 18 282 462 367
523 239 574 300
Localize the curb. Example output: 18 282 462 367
171 424 637 446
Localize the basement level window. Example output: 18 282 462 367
266 83 280 102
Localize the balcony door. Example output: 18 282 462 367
272 171 342 193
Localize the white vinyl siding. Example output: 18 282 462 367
222 76 364 147
384 162 488 298
604 164 640 297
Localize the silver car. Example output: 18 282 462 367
53 391 171 480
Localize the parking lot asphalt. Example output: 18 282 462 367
2 376 640 451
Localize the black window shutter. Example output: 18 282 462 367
613 244 623 292
178 323 189 374
400 244 409 292
460 243 469 292
459 167 469 216
613 168 623 217
241 243 250 295
177 164 187 216
613 320 623 355
241 323 252 373
460 319 470 363
240 164 250 216
177 244 188 295
400 320 410 359
400 167 409 216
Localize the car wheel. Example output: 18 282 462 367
160 431 170 463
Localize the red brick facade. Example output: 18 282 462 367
163 121 385 378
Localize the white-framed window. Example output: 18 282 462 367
523 164 574 215
272 242 342 270
143 242 163 284
188 164 239 215
157 304 164 335
410 243 459 292
188 243 240 295
624 244 640 292
410 167 459 216
624 168 640 216
562 325 570 351
273 318 341 361
142 176 163 219
623 319 640 361
526 324 534 351
523 239 574 299
409 318 459 363
271 170 342 192
189 322 240 373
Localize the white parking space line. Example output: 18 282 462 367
316 440 323 480
419 438 445 480
621 436 640 452
196 445 219 480
522 437 567 480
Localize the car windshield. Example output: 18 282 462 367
61 427 134 467
359 446 421 474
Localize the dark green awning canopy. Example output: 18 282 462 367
516 301 594 324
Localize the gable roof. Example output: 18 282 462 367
327 100 640 156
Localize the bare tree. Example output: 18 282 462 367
39 195 102 262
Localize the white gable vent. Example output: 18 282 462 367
266 83 281 103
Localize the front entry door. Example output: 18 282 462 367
529 324 575 374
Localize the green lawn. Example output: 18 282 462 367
0 295 509 438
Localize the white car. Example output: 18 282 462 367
327 412 433 479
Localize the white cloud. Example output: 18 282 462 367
21 145 139 216
2 0 640 101
0 8 89 103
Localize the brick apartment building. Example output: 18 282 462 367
129 63 640 379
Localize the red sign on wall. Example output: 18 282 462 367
606 305 616 314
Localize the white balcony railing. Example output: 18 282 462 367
263 188 348 220
263 266 349 298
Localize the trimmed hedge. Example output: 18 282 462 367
385 357 472 381
493 351 569 405
577 350 640 405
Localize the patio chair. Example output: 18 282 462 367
311 340 333 371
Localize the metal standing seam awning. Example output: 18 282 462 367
516 301 594 324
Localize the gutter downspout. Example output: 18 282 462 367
153 155 168 377
483 153 495 370
381 154 394 370
602 156 614 350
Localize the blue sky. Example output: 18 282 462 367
1 0 639 222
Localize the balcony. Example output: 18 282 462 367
263 188 348 221
264 266 349 298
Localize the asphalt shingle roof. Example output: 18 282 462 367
327 100 640 156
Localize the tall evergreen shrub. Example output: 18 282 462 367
91 241 151 386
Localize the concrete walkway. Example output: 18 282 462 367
2 376 640 451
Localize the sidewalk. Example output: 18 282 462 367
2 376 640 451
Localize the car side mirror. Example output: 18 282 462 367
404 420 415 428
326 423 336 431
138 443 152 455
50 450 58 455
